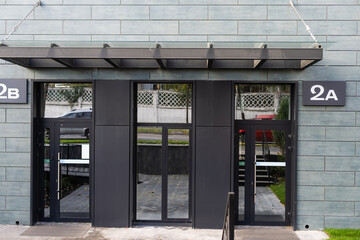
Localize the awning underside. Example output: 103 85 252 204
0 44 323 69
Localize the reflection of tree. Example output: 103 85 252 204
272 98 289 155
60 85 85 108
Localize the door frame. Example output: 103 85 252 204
38 119 92 222
234 120 292 226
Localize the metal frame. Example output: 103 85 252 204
0 45 322 69
232 82 297 227
133 82 194 225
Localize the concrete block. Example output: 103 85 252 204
180 21 237 34
356 173 360 186
355 84 360 97
63 0 119 4
326 97 360 111
297 186 324 201
317 51 357 66
328 36 360 51
298 112 355 126
94 70 150 80
297 201 354 216
64 21 120 35
0 65 34 79
297 156 324 171
0 197 4 210
328 6 360 20
5 196 30 211
325 187 360 201
35 35 92 41
0 124 30 138
0 6 35 19
6 20 62 34
0 182 30 195
6 109 30 123
297 171 355 186
209 6 267 20
93 35 149 41
298 141 355 156
122 0 178 4
209 35 267 42
326 157 360 171
6 0 61 4
0 167 4 181
93 6 149 20
268 6 326 20
34 69 92 80
358 52 360 65
0 21 5 34
324 67 360 81
151 6 207 19
238 21 297 35
0 138 4 152
180 0 235 4
5 167 30 182
268 67 326 81
0 211 30 225
326 127 360 141
209 70 267 81
347 82 357 96
0 153 30 167
150 35 207 42
298 126 325 141
296 215 324 230
122 21 178 34
298 21 357 36
356 203 360 217
0 109 5 122
35 6 91 19
150 70 208 81
299 0 356 4
325 217 360 229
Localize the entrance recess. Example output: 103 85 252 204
40 121 91 222
235 121 292 225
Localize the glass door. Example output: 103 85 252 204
235 122 291 225
40 121 91 222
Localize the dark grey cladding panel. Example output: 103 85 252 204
94 126 129 227
95 80 130 126
195 81 232 127
195 127 231 229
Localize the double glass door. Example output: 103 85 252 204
136 125 191 222
235 121 292 225
41 121 91 222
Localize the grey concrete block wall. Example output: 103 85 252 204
0 81 31 225
0 0 360 230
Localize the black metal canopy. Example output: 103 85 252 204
0 41 322 69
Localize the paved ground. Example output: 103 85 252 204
0 224 329 240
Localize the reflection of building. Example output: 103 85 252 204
0 0 358 232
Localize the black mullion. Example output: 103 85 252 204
188 127 192 221
285 128 292 225
247 126 255 225
49 123 56 221
233 126 240 223
162 126 168 220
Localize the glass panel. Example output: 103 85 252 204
235 84 291 120
42 83 92 118
137 83 192 123
43 127 50 218
238 129 246 222
254 129 286 223
136 126 162 220
59 127 90 219
167 129 190 219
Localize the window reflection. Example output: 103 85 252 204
235 84 291 120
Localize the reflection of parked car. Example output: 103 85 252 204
239 114 275 142
58 109 92 139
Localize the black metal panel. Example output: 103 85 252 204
196 81 232 127
94 126 130 227
95 80 130 126
195 127 231 229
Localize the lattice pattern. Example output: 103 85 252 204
138 90 192 107
237 93 274 110
46 88 92 103
137 90 154 105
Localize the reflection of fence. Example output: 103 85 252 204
235 93 289 111
46 87 92 103
138 90 192 108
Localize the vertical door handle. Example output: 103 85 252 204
57 152 60 200
254 156 256 203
